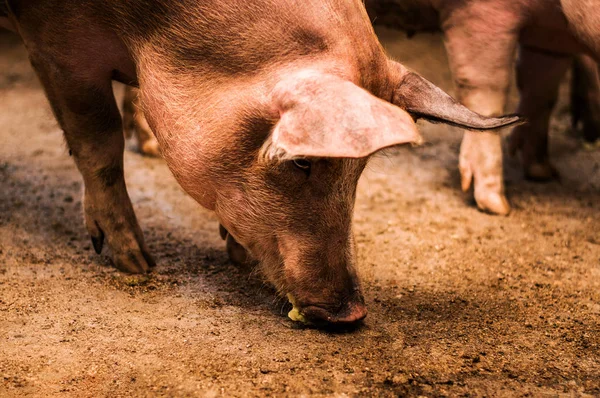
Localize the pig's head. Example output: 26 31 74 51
201 62 519 326
145 61 519 326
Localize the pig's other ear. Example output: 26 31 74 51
264 71 422 160
390 61 522 130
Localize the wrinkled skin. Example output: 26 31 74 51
0 0 517 325
366 0 600 214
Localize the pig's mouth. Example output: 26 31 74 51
287 294 367 326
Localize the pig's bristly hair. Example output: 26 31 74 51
109 0 376 76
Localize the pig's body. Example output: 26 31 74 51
1 0 517 324
367 0 600 214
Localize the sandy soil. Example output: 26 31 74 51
1 28 599 397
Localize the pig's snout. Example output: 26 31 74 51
302 301 367 324
279 232 366 326
298 291 367 325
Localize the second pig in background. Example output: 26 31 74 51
366 0 600 214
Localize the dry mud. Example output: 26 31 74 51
1 28 599 397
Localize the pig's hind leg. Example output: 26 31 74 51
122 86 161 157
26 53 155 274
509 46 571 181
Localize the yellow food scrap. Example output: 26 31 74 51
286 294 308 323
287 307 307 323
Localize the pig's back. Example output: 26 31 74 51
105 0 379 74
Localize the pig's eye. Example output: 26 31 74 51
292 159 311 176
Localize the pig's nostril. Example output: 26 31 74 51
302 301 367 324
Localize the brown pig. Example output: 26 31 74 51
0 0 517 325
367 0 600 214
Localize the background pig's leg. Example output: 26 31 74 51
571 54 600 144
28 54 155 274
122 86 160 157
122 84 136 140
444 25 518 215
509 46 570 181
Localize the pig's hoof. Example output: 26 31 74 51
86 215 155 274
89 232 155 273
474 191 511 216
112 249 156 274
524 162 559 182
460 160 511 216
139 137 161 157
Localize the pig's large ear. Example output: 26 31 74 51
390 61 522 130
264 71 423 159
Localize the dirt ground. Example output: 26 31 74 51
1 27 599 397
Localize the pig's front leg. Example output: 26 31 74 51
28 54 155 274
122 86 161 157
509 46 571 180
443 20 518 215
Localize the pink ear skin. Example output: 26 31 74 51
390 61 523 130
265 70 423 160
